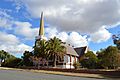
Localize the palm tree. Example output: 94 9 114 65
34 40 48 58
33 40 50 67
47 37 66 67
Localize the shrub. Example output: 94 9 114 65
73 62 80 69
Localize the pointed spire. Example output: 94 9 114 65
39 12 44 36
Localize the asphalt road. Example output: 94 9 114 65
0 70 107 80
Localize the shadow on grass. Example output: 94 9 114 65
100 71 120 79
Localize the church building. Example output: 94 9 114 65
34 12 87 69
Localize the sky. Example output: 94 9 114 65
0 0 120 57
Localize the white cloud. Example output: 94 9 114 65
0 31 19 45
14 21 39 40
10 43 32 54
8 0 118 44
91 26 111 43
0 0 118 56
17 0 120 33
45 27 111 45
0 31 32 54
67 32 88 47
3 0 118 44
45 27 88 47
0 8 13 29
0 8 33 55
57 32 68 42
0 18 12 29
45 27 58 39
0 9 38 40
0 44 32 54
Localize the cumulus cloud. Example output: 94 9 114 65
66 32 88 47
0 31 32 54
0 31 19 45
57 32 68 42
0 8 33 55
57 31 88 47
0 10 38 40
0 44 32 54
18 0 120 33
91 26 111 43
45 27 88 47
4 0 118 44
1 0 119 56
14 21 39 40
45 27 58 39
7 0 118 44
9 44 32 54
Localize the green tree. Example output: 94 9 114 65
0 50 9 61
2 57 22 67
0 50 21 67
0 50 14 66
96 49 105 69
47 37 66 67
34 40 48 58
21 51 33 66
80 51 98 69
97 46 120 69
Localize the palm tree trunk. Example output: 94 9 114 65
54 54 57 67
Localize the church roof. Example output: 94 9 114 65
74 46 87 57
63 44 79 57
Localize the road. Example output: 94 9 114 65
0 69 107 80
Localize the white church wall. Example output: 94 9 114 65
63 55 76 69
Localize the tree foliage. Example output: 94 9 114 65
2 57 21 67
0 50 13 62
0 50 21 67
80 46 120 69
47 37 66 67
97 46 120 69
32 37 66 67
34 40 48 58
80 51 98 69
21 51 33 66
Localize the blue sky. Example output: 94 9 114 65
0 0 120 57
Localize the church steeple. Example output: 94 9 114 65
39 12 44 36
35 12 46 41
35 12 46 47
